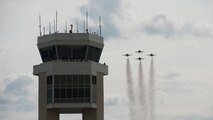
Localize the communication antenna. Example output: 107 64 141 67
43 27 45 35
39 15 42 36
76 20 79 33
99 16 102 36
49 22 51 34
54 19 55 33
86 11 89 33
83 20 86 33
65 20 67 33
56 11 58 33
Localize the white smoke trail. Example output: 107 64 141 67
148 57 155 120
126 58 135 120
137 61 148 120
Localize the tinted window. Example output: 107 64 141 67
67 75 73 84
73 46 86 60
54 89 60 98
47 76 52 85
57 45 72 60
39 46 57 62
85 88 90 98
94 48 102 62
67 89 73 98
53 75 94 103
57 45 86 61
87 46 102 62
60 89 66 98
87 46 95 60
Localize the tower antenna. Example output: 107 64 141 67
86 11 89 33
49 22 51 34
39 15 42 36
99 16 102 36
84 20 86 33
56 11 58 33
43 27 45 35
54 19 55 33
65 20 67 33
76 20 79 33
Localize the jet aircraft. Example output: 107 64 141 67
136 57 144 61
148 53 156 57
136 50 144 53
123 53 132 57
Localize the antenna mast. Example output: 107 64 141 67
86 11 88 33
84 20 86 33
76 20 79 33
99 16 102 36
49 22 51 34
39 15 42 36
43 27 45 35
65 20 67 33
54 19 55 33
56 11 58 33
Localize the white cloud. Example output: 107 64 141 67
0 111 37 120
142 13 213 38
0 48 3 58
0 73 37 119
158 115 213 120
161 68 181 80
79 0 122 39
105 94 127 106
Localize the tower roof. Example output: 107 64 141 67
37 33 104 49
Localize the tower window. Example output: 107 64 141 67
47 76 53 104
87 46 102 62
39 46 57 62
57 45 87 61
92 76 96 85
51 75 95 103
47 76 52 85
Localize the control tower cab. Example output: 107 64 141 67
33 33 108 120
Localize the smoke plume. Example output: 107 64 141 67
137 61 148 120
148 57 156 120
126 58 135 120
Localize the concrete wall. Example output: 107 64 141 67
38 33 103 44
39 72 60 120
82 109 97 120
37 33 104 49
47 109 59 120
96 72 104 120
39 73 47 120
34 61 108 76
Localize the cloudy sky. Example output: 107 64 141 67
0 0 213 120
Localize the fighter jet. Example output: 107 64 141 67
123 53 132 57
135 50 144 53
136 57 144 61
148 53 156 57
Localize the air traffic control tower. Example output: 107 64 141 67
33 32 108 120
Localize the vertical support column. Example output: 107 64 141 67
96 72 104 120
82 109 96 120
39 73 47 120
47 109 59 120
39 73 59 120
